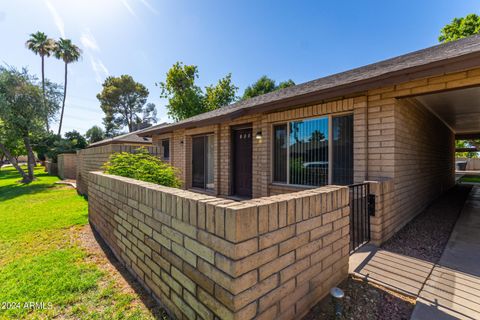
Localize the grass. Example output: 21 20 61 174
459 175 480 183
0 166 160 319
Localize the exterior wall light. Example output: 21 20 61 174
255 131 262 139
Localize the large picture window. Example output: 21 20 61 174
273 114 353 186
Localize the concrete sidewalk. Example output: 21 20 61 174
411 186 480 320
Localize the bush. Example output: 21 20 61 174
103 147 181 188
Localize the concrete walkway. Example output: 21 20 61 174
350 187 480 320
411 186 480 320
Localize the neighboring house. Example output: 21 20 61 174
139 35 480 242
77 126 167 195
87 130 156 148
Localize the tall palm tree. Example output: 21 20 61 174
25 31 56 132
54 38 82 136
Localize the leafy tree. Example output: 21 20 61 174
0 120 27 168
43 79 63 126
159 62 205 121
85 125 105 143
456 140 479 158
54 38 82 136
0 66 45 182
242 75 295 100
204 73 238 111
439 14 480 43
278 79 296 90
97 75 157 136
159 62 238 121
26 31 56 132
44 131 87 163
31 131 59 162
64 130 87 149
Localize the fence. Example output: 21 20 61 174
456 158 480 171
88 172 350 320
57 153 77 180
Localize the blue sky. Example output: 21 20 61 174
1 0 479 134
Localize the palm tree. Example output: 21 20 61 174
54 38 82 136
25 31 56 132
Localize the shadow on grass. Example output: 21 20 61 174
89 224 170 320
0 167 57 202
0 183 59 202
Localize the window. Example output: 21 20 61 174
161 139 170 160
273 114 353 186
273 124 287 183
192 135 214 190
332 114 353 185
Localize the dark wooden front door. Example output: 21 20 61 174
232 128 253 198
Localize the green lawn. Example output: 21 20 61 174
0 166 160 319
460 175 480 183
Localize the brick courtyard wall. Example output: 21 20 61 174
456 157 480 170
57 153 77 180
88 172 350 320
76 144 160 196
45 158 58 176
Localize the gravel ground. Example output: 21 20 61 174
303 276 415 320
381 185 471 263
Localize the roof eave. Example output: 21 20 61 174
139 51 480 137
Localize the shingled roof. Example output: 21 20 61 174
88 124 168 148
139 34 480 136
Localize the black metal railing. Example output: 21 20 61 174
349 183 374 253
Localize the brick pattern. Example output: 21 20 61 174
149 68 480 249
88 172 350 320
153 98 362 199
76 144 160 196
57 153 77 180
365 179 394 245
362 69 479 243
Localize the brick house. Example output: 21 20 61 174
88 35 480 320
140 35 480 244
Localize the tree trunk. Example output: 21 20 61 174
23 136 36 181
42 55 49 132
0 142 30 182
57 62 68 136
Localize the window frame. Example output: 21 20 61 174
271 112 353 187
191 133 215 191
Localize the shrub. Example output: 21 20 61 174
103 147 181 188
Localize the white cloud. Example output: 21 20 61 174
80 30 100 52
139 0 158 15
89 54 109 84
45 0 65 37
120 0 137 18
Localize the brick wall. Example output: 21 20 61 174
88 172 350 320
76 144 160 196
45 159 58 176
388 98 455 240
456 157 480 170
57 153 77 180
152 97 364 199
362 69 476 242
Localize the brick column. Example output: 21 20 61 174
365 179 394 245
